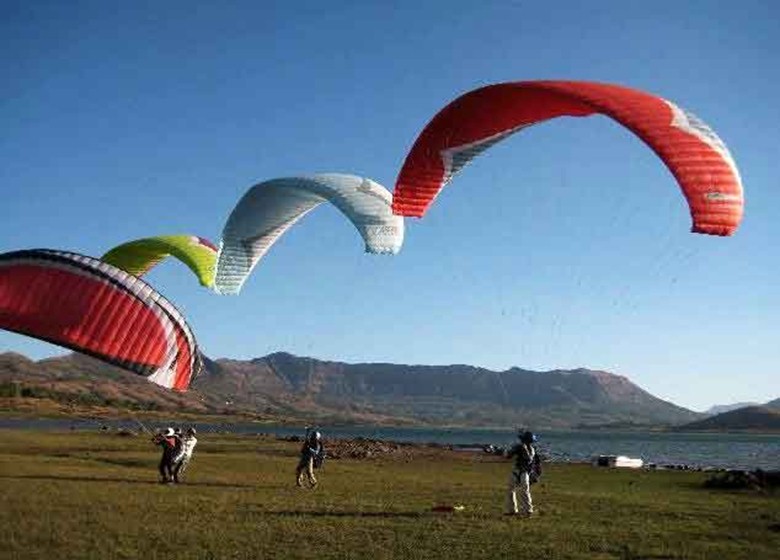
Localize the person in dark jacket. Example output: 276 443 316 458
296 430 325 488
152 427 178 483
505 430 540 516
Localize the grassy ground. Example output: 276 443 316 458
1 429 778 559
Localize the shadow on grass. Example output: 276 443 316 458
96 457 150 468
266 510 427 518
0 474 260 489
40 453 159 469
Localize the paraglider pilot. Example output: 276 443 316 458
152 427 179 483
172 427 198 483
296 430 325 488
505 430 541 516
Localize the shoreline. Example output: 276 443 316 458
1 414 778 472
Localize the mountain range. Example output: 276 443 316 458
0 350 699 428
1 350 777 430
199 352 709 428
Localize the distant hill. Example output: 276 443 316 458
0 352 215 413
678 405 780 432
1 351 703 428
704 402 760 416
764 398 780 410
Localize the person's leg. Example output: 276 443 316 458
306 457 317 487
165 461 173 483
505 472 519 514
519 472 534 515
177 457 190 479
158 455 169 483
296 459 306 487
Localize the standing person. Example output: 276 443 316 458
172 427 198 483
505 430 539 516
296 430 325 488
152 427 178 484
172 427 183 457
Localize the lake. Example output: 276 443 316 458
1 417 777 471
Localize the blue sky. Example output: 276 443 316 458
2 1 778 411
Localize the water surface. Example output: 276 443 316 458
1 417 777 471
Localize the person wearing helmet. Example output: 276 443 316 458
151 427 178 483
505 430 540 516
172 426 198 483
296 429 325 488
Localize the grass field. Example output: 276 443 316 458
1 429 778 559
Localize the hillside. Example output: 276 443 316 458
192 352 701 428
678 405 780 432
704 402 760 416
1 351 702 428
0 352 216 413
765 398 780 410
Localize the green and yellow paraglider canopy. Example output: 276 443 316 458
102 234 217 288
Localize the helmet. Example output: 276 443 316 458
520 430 537 444
187 427 197 435
174 427 182 435
164 427 175 437
310 430 322 441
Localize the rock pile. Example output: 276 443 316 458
704 469 780 491
325 437 411 460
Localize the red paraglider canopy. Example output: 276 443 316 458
393 80 743 236
0 249 202 390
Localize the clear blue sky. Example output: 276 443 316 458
2 1 778 412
